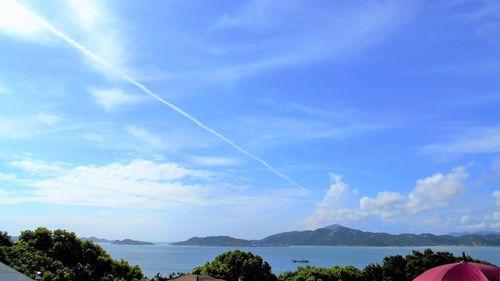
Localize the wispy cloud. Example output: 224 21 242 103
34 112 61 126
10 158 66 176
205 0 415 80
0 83 12 95
124 125 165 149
421 128 500 159
0 115 79 139
89 88 143 111
187 155 241 167
2 157 305 223
0 117 33 139
138 1 416 83
233 101 389 148
4 158 213 208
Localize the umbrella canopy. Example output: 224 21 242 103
413 262 500 281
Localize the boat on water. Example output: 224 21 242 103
291 258 309 263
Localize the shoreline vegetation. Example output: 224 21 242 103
0 227 497 281
172 224 500 247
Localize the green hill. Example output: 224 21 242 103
173 225 500 247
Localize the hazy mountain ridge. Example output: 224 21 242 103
82 237 154 245
112 239 155 245
173 225 500 247
172 236 252 246
448 231 500 237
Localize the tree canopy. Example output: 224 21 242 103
0 227 145 281
194 250 278 281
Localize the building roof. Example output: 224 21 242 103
0 262 34 281
169 274 225 281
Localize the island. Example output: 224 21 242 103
81 237 155 245
172 236 252 247
111 239 155 245
173 224 500 247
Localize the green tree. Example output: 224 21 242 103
0 231 13 247
362 263 383 281
1 228 146 281
194 250 277 281
382 255 408 281
331 265 362 281
279 266 332 281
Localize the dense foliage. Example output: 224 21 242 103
0 228 145 281
278 248 488 281
194 250 278 281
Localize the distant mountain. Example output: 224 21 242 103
111 239 154 245
173 225 500 247
172 236 252 247
322 224 345 231
83 236 111 243
81 237 154 245
448 231 500 237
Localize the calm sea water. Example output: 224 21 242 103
98 244 500 278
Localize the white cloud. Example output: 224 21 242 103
460 215 472 224
0 0 132 78
2 158 306 222
360 191 406 219
89 88 142 111
67 0 131 72
494 191 500 206
407 167 468 212
305 167 471 228
188 155 240 167
463 222 488 231
10 159 66 175
6 159 214 208
304 173 352 228
34 112 61 126
0 0 48 41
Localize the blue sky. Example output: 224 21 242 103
0 0 499 241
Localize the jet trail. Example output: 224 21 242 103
14 1 301 188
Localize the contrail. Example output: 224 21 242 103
13 1 301 188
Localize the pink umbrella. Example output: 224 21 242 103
413 261 500 281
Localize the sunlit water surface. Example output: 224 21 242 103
98 244 500 278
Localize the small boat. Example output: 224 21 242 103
292 258 309 263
